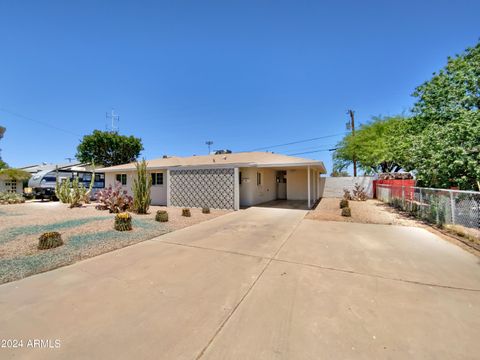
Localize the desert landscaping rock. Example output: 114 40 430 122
0 201 230 283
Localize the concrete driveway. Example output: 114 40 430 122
1 208 479 359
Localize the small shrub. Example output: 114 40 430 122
114 212 133 231
343 189 352 200
341 207 352 217
155 210 169 222
202 207 210 214
0 192 25 205
352 183 368 201
38 232 64 250
182 208 191 217
339 199 349 209
95 182 133 213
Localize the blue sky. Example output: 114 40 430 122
0 0 478 173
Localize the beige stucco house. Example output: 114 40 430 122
100 152 326 210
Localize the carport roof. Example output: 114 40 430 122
99 152 327 173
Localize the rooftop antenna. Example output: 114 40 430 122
205 140 213 154
106 109 120 132
65 157 74 163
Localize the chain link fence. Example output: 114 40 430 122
376 184 480 234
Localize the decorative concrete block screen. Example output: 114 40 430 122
170 168 235 209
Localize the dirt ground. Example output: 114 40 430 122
307 197 479 257
306 198 419 226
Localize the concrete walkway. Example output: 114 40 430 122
1 208 479 359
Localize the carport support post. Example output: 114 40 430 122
166 169 171 207
234 168 240 210
307 165 311 208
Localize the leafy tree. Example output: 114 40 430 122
412 42 480 126
76 130 143 167
412 111 480 189
333 116 411 174
410 41 480 190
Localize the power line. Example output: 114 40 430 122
247 132 347 152
281 143 337 153
287 148 334 156
0 107 80 137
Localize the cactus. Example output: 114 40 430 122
132 159 152 214
202 207 210 214
114 212 133 231
155 210 169 222
341 207 352 217
38 232 64 250
182 208 191 217
339 199 349 209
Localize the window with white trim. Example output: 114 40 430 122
151 173 164 186
116 174 127 185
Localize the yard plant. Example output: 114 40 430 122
182 208 191 217
132 159 152 214
0 192 25 205
95 182 133 213
339 199 349 209
202 207 210 214
38 232 64 250
341 207 352 217
114 212 133 231
155 210 168 222
55 166 95 208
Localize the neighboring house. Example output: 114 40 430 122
100 152 327 210
0 175 23 194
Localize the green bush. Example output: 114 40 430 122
38 232 63 250
0 192 25 205
155 210 168 222
339 199 349 209
114 212 133 231
202 207 210 214
341 207 352 217
182 208 191 217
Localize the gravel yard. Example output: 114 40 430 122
0 201 230 284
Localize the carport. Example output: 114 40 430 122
239 163 326 209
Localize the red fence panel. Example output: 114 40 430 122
373 179 416 199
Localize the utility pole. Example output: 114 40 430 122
106 109 120 132
347 109 357 177
205 140 213 154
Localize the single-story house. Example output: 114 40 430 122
100 152 327 210
0 168 32 194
